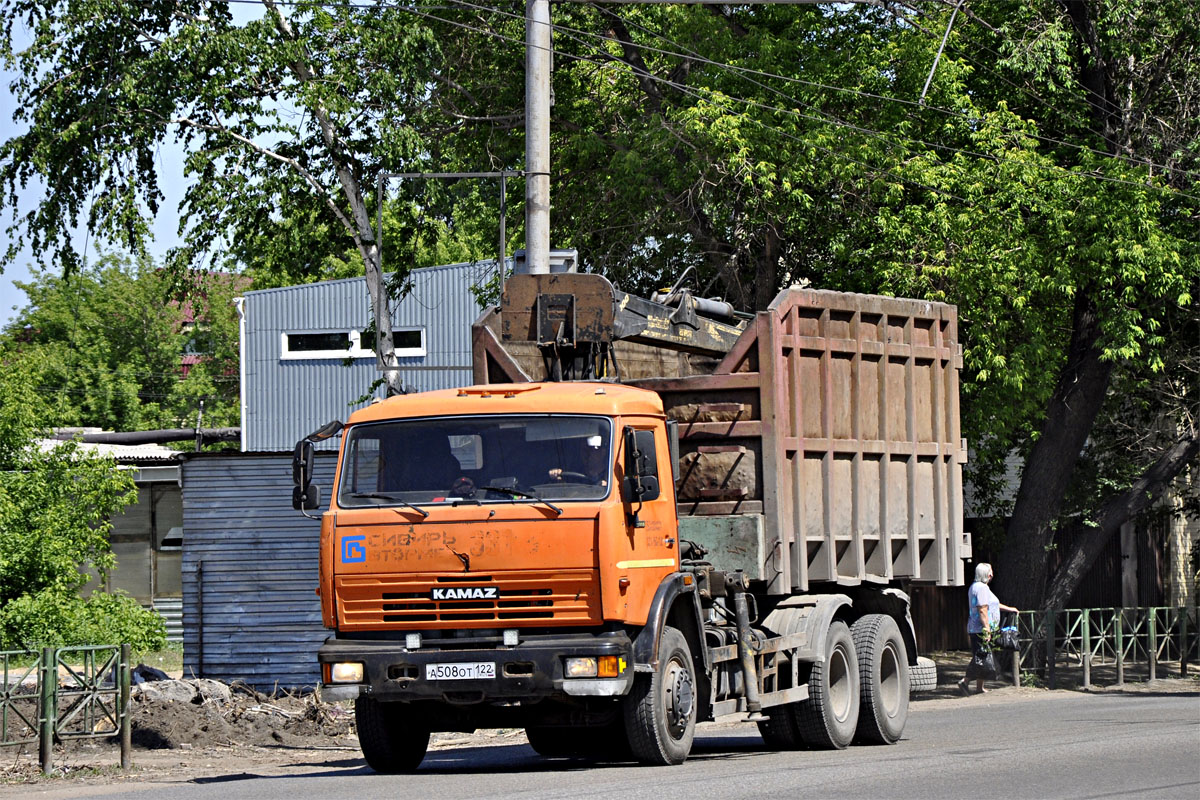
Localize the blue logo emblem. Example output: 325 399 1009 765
341 535 366 563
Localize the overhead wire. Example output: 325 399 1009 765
608 3 1197 182
437 0 1199 200
218 0 1197 181
35 0 1199 206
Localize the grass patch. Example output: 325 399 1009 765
136 642 183 674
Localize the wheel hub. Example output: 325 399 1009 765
665 658 694 737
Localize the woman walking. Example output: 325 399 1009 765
959 562 1019 695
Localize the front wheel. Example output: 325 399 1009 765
355 697 430 773
623 626 697 765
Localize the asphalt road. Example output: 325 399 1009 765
19 690 1200 800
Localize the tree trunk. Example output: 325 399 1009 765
361 238 404 396
994 289 1115 609
267 1 402 396
1042 431 1199 610
753 227 780 312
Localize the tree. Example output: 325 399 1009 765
0 359 166 651
0 251 241 432
0 0 482 394
4 1 1196 609
434 1 1199 608
939 0 1200 610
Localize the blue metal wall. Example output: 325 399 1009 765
181 452 336 688
242 261 495 452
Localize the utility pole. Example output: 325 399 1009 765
524 0 552 275
520 1 862 275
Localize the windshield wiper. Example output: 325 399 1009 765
477 486 563 516
347 492 430 518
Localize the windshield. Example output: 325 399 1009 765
337 415 613 507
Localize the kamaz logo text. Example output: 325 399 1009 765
431 586 499 601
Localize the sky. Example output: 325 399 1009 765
0 72 185 329
0 7 263 329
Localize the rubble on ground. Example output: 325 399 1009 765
129 678 355 749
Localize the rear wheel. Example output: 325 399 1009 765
851 614 910 744
757 605 807 750
354 697 429 773
795 620 860 749
623 626 696 765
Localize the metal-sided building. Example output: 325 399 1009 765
237 260 495 452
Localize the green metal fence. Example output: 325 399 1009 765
1005 607 1198 690
0 644 131 773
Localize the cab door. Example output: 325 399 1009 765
599 418 680 623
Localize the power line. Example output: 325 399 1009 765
440 0 1199 200
602 4 1197 182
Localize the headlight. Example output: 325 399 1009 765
565 657 598 678
330 662 364 683
564 656 625 678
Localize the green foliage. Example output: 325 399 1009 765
0 251 240 432
0 590 167 653
0 359 165 651
2 0 1197 608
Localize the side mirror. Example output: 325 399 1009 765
293 439 315 487
293 483 322 511
622 427 661 504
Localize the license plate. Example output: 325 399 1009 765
426 662 496 681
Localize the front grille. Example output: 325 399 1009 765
336 570 601 630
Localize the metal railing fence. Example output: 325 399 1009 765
1004 607 1197 690
0 644 131 773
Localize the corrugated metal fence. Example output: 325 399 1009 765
182 452 336 689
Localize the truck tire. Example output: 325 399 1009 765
525 723 627 760
910 656 938 693
795 620 860 750
525 725 590 758
757 605 806 750
354 696 429 773
758 706 804 750
623 626 696 765
851 614 910 744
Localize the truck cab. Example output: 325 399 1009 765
314 383 687 742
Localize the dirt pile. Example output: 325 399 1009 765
130 679 355 750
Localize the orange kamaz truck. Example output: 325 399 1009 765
294 272 969 771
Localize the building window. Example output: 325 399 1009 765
281 328 426 360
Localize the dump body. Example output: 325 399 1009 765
473 279 970 592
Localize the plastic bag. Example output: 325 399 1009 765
965 649 998 680
997 626 1020 652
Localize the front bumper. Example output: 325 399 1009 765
318 630 634 702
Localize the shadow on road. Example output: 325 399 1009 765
189 734 771 783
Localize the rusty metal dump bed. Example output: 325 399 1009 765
472 278 969 592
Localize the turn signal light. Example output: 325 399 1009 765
597 656 624 678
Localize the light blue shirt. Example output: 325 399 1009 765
967 581 999 633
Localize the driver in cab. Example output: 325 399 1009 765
548 436 609 487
